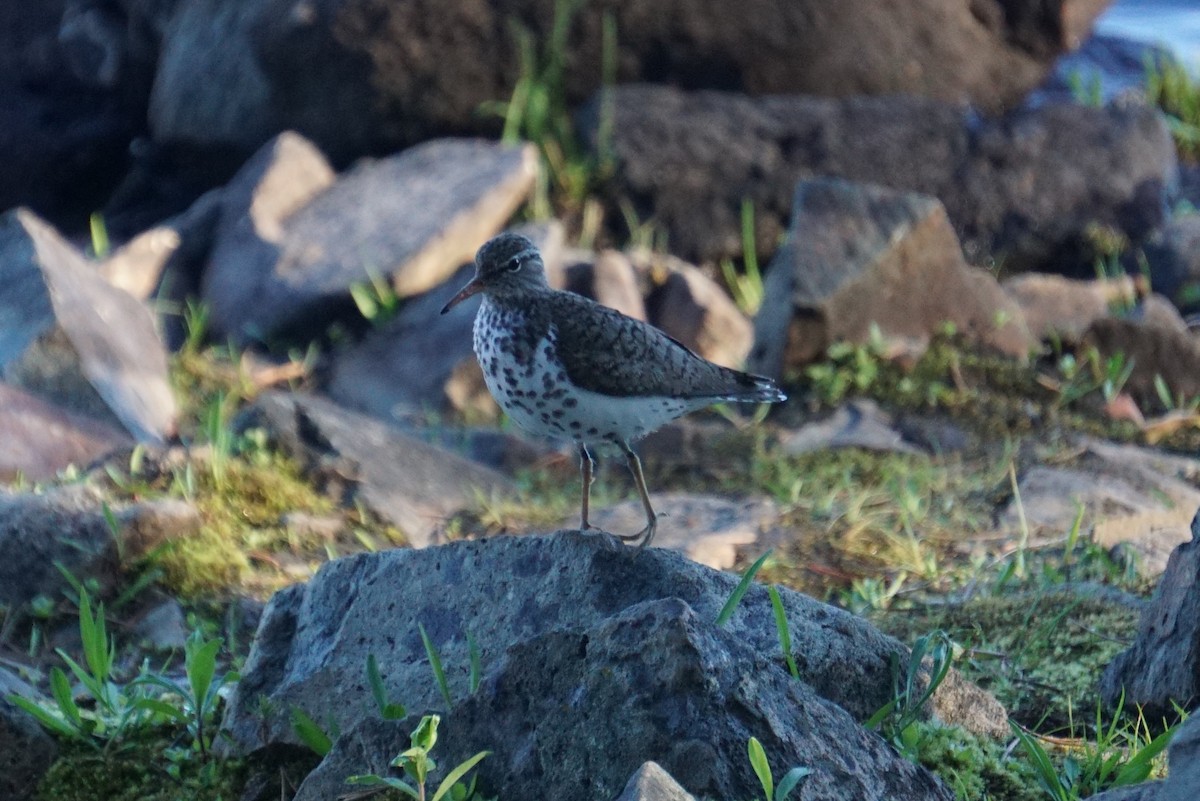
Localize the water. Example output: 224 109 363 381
1096 0 1200 72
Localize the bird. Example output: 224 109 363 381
441 233 786 548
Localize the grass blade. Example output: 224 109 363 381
768 586 799 679
716 550 772 626
419 623 453 710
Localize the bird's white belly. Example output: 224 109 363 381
474 307 691 446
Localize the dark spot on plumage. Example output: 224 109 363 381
587 427 598 436
552 409 564 418
535 400 546 409
563 398 577 408
570 421 582 430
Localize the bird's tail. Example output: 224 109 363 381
725 371 787 403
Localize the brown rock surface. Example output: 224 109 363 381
750 178 1034 378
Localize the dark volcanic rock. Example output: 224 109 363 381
220 533 1002 794
0 209 177 442
1101 511 1200 719
0 668 59 801
295 597 953 801
580 87 1175 271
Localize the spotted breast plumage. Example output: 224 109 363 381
442 232 786 548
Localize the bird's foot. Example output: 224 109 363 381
617 519 657 549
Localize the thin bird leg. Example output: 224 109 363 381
619 441 658 548
579 443 597 531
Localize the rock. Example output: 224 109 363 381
97 187 224 311
1031 34 1172 108
143 0 1105 160
579 87 1175 270
149 0 276 152
114 498 204 560
564 250 647 322
0 3 136 230
1139 213 1200 312
289 597 953 801
586 493 779 569
0 382 131 482
0 484 116 607
782 399 925 456
0 209 178 442
614 762 697 801
288 592 945 796
417 427 554 475
750 178 1034 377
1003 273 1139 343
220 532 1003 777
1164 715 1200 801
0 485 206 608
325 222 564 422
0 667 59 801
129 596 189 652
641 253 753 370
1001 439 1200 577
203 135 537 343
1083 313 1200 408
240 391 514 547
1101 511 1200 719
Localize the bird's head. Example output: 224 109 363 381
441 233 549 313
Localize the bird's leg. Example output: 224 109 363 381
619 441 658 548
578 443 597 531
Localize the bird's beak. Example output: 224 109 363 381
440 276 483 314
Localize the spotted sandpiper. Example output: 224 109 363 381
441 233 786 547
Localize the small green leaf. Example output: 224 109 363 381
430 750 491 801
9 692 79 739
768 586 798 679
716 550 772 626
346 773 420 798
774 766 812 801
411 714 440 752
291 706 333 757
186 635 222 715
419 624 452 709
747 736 773 801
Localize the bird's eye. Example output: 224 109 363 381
504 255 524 273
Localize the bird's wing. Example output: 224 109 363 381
549 291 752 398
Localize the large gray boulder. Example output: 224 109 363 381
201 135 536 342
0 210 177 442
221 532 1001 799
296 597 953 801
579 88 1175 271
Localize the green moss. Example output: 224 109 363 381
875 593 1140 731
913 722 1042 801
36 730 246 801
